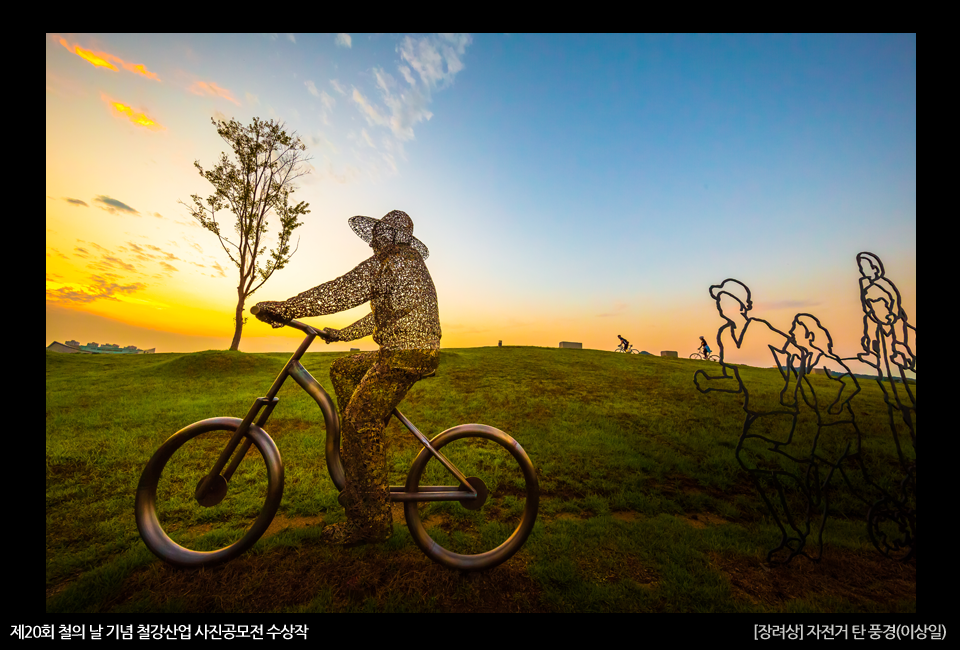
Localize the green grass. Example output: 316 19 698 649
45 346 915 613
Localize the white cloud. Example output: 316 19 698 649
398 33 471 90
398 65 416 86
351 34 471 144
335 33 352 48
305 80 320 97
338 34 473 180
351 88 388 128
287 34 296 44
354 66 432 142
318 90 336 126
245 92 260 105
374 68 396 94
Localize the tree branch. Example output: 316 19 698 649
182 116 313 348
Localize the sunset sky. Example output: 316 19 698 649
46 33 916 372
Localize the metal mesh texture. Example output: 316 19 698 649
348 212 430 261
254 213 441 351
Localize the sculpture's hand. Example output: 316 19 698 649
252 302 289 329
857 351 879 369
319 327 340 344
892 342 916 371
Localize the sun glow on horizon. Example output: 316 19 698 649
46 34 915 366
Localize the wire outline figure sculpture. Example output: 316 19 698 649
694 279 812 565
694 252 915 564
786 313 870 562
854 252 916 560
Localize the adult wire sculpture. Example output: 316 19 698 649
254 210 441 545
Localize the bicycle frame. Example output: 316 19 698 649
194 317 478 506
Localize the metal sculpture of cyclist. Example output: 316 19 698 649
254 210 441 546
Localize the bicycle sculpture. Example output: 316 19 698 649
134 312 540 571
693 252 915 565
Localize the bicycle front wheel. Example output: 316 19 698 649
135 417 284 568
403 425 539 572
689 353 701 360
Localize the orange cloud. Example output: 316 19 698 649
58 38 160 81
46 275 147 305
189 80 241 106
60 38 116 70
101 93 165 131
123 63 161 81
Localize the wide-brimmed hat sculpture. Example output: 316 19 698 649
349 210 429 260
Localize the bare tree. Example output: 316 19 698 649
181 117 312 351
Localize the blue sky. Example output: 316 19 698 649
46 33 916 370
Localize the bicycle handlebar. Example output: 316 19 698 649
250 305 317 336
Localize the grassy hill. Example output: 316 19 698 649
45 346 915 613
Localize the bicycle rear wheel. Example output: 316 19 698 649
403 424 539 572
135 417 284 568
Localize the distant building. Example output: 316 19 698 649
48 339 155 354
47 341 90 354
